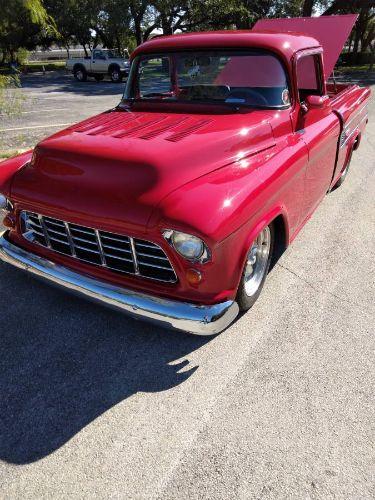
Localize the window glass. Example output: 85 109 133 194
296 55 321 100
93 50 105 60
138 57 171 97
126 50 290 108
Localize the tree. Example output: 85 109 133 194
44 0 103 56
0 0 55 63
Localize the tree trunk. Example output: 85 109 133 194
302 0 314 16
0 51 7 65
353 7 367 64
134 19 143 45
369 42 375 71
161 15 173 36
352 30 361 64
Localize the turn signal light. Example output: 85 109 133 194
186 268 202 286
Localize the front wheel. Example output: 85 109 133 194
110 67 123 83
73 66 87 82
236 224 274 311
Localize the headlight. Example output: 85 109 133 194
163 230 210 263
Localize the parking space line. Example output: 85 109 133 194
0 123 72 132
20 108 69 114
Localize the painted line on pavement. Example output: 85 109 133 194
20 108 69 114
0 123 72 132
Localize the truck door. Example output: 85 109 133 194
92 49 107 73
294 50 340 215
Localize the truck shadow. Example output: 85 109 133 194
0 264 210 465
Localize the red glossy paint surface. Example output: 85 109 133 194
0 29 370 305
253 15 358 80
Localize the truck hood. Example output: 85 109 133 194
11 109 275 233
253 14 358 80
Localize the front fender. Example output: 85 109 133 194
148 147 277 246
0 150 33 197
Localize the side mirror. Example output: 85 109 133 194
305 94 330 110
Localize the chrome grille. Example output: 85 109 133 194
20 211 177 283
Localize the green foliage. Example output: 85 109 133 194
0 74 25 116
0 0 56 63
16 48 30 65
0 0 373 63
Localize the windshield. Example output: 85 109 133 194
124 50 290 108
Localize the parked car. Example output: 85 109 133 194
66 48 130 82
0 15 370 335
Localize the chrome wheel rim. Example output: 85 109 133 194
112 71 119 81
244 226 271 297
76 70 83 80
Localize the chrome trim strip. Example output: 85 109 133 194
343 104 368 131
45 218 65 228
46 226 67 237
64 222 77 257
134 241 157 250
48 234 70 245
129 237 140 275
28 227 45 237
70 226 95 236
340 114 368 148
0 232 238 335
95 229 106 266
74 242 100 254
104 251 133 262
72 234 97 245
21 211 178 284
101 242 132 253
101 234 130 243
38 214 51 248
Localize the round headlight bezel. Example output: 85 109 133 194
0 195 13 217
163 229 210 263
0 194 7 211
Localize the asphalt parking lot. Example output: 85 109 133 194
0 72 374 499
0 71 123 152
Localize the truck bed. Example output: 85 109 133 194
326 80 370 186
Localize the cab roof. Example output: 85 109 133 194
132 31 321 66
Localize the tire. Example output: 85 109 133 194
73 66 87 82
109 66 123 83
236 224 274 312
332 150 352 190
94 74 104 82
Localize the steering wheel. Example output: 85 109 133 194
228 89 268 106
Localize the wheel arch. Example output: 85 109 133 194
73 63 85 73
234 207 290 290
108 63 120 75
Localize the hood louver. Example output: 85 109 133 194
68 112 212 142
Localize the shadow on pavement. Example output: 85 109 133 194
0 263 211 464
20 71 126 98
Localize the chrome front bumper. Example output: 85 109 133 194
0 231 239 335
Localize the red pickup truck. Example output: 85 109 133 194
0 15 370 335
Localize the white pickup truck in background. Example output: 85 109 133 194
66 49 130 83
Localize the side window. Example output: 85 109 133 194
93 50 105 60
296 54 322 101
